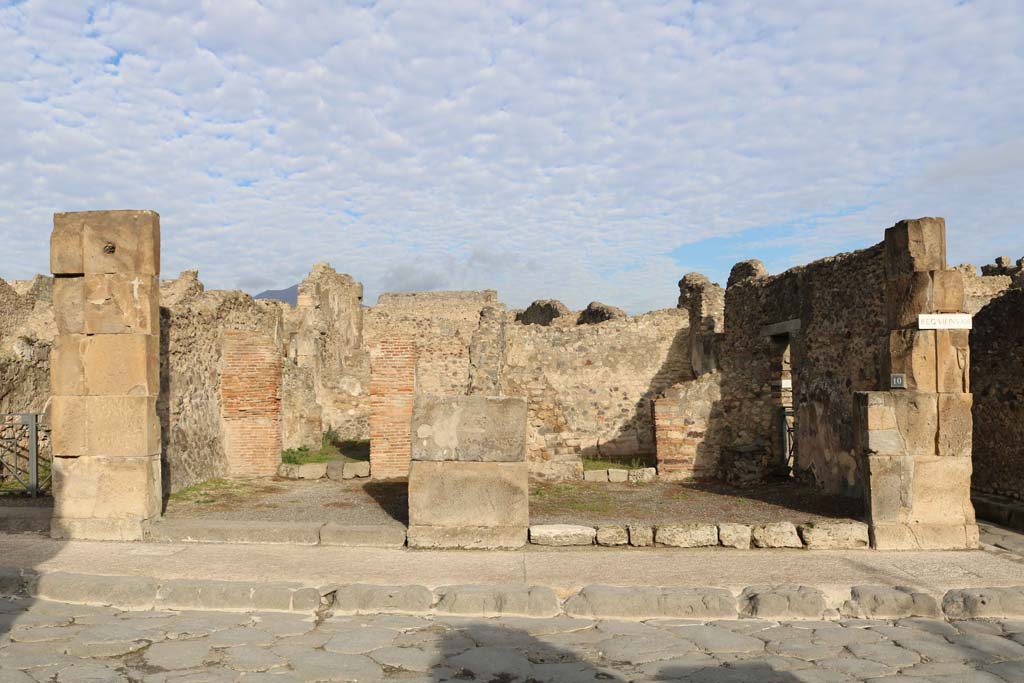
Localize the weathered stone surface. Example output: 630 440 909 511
73 210 161 276
83 273 159 335
49 517 147 541
564 585 737 619
51 214 85 274
739 585 827 619
583 469 607 482
937 392 972 456
596 525 628 546
798 521 870 549
406 525 525 549
319 523 406 547
911 456 975 526
53 276 84 333
842 585 940 618
943 587 1024 619
52 454 161 522
85 396 161 457
516 299 571 326
407 461 528 528
885 329 938 392
717 523 752 549
864 454 913 525
342 460 370 478
276 462 327 479
751 522 803 548
145 519 322 546
32 573 157 610
870 522 979 550
529 524 596 546
628 525 654 547
628 467 657 483
411 394 527 462
330 584 433 615
433 585 560 617
607 468 628 483
884 217 946 274
577 301 627 325
50 397 87 456
655 523 718 548
936 328 970 393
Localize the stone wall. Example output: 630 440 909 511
0 276 53 415
158 272 284 492
715 245 888 496
500 308 690 480
971 285 1024 500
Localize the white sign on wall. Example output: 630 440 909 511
918 313 972 330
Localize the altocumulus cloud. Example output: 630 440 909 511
1 0 1022 312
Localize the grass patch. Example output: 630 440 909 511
281 429 354 465
168 478 269 505
582 456 653 471
530 482 620 515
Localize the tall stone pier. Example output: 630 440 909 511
49 210 162 540
856 217 977 549
406 395 529 549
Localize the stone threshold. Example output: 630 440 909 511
141 519 871 550
2 567 1022 621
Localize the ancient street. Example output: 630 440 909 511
5 596 1024 682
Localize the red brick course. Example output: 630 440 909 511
221 330 281 477
369 339 416 479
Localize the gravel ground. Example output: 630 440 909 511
2 599 1024 682
162 478 863 527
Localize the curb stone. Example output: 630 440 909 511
6 568 1024 621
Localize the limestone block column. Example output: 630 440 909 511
856 217 977 549
49 210 162 540
406 395 528 549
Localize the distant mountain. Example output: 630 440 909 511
254 284 299 305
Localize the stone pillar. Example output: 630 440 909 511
49 210 162 540
406 395 528 549
856 217 977 549
368 339 417 478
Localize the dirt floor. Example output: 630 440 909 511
162 477 863 527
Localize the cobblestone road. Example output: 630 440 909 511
3 597 1024 682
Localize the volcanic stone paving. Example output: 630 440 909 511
4 599 1024 682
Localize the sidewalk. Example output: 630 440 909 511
3 532 1024 598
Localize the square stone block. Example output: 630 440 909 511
938 393 972 456
885 329 936 392
855 391 937 457
412 395 527 462
52 454 161 521
50 395 87 457
51 213 84 274
53 277 84 334
884 217 946 276
408 461 528 528
86 395 160 457
870 523 978 550
51 334 86 396
935 329 969 393
931 269 965 313
911 456 974 526
84 273 159 334
77 210 160 275
864 454 913 525
82 334 159 397
885 269 966 328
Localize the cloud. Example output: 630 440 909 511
1 0 1022 313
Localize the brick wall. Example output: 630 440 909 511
369 338 416 478
221 329 281 477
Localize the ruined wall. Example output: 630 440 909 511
158 272 284 492
282 264 367 445
0 276 54 415
971 285 1024 500
500 308 690 480
717 245 888 496
365 291 497 397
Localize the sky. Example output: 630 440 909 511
1 1 1022 313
